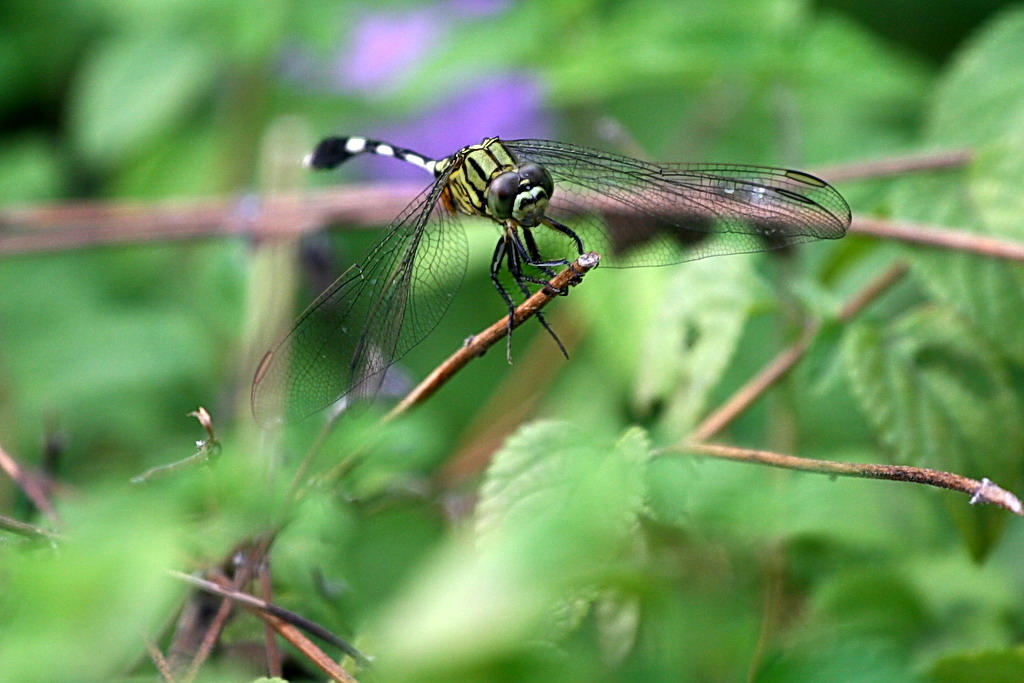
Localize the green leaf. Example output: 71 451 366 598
69 34 216 164
632 256 760 435
885 8 1024 364
476 422 650 636
909 247 1024 365
0 490 183 680
809 570 927 647
367 424 652 676
927 7 1024 144
969 133 1024 240
0 134 65 202
758 640 920 683
889 141 1024 365
476 422 650 554
796 14 929 162
842 308 1024 558
931 647 1024 683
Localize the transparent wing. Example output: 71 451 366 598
251 174 468 425
503 139 851 268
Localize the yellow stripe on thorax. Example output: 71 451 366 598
443 138 517 218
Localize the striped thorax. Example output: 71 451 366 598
436 138 555 228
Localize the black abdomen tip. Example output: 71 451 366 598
306 137 353 169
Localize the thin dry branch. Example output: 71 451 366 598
677 442 1023 515
850 216 1024 262
311 252 600 488
812 148 970 182
170 570 368 676
0 184 422 254
681 260 1024 514
436 310 587 489
172 535 275 682
259 611 357 683
144 638 177 683
258 560 283 679
0 147 981 256
0 442 61 525
383 252 601 421
0 512 60 540
690 262 909 442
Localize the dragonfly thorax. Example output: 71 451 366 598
441 138 554 227
486 162 554 227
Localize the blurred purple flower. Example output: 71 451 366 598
285 0 549 181
448 0 507 17
335 11 440 93
334 0 508 94
359 72 552 181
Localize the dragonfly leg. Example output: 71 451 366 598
537 219 588 288
542 217 585 256
522 228 573 296
503 234 569 360
506 226 569 297
490 237 519 362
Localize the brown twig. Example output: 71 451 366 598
317 254 600 488
258 559 283 678
144 638 177 683
259 611 357 683
383 252 601 422
0 512 60 540
0 147 975 255
436 309 587 489
812 148 970 182
179 580 241 681
850 216 1024 262
676 442 1023 515
177 535 275 682
0 441 61 525
170 570 368 673
0 184 422 255
691 262 909 442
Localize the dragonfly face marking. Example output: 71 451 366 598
485 162 554 227
251 135 851 425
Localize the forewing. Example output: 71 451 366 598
252 175 468 425
503 139 851 268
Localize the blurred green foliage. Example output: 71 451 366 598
2 0 1024 681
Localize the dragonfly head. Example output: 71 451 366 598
486 162 554 227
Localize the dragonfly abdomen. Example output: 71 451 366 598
304 136 439 175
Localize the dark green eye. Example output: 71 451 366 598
519 163 553 197
487 171 519 219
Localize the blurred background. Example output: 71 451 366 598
0 0 996 474
3 0 1024 680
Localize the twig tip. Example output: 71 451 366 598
969 478 1023 515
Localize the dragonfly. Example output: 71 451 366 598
251 135 851 425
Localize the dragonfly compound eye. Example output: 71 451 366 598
486 171 520 220
510 163 554 227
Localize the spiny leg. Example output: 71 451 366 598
542 217 586 256
507 228 564 292
490 237 520 362
522 228 571 296
537 218 589 288
504 233 570 360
